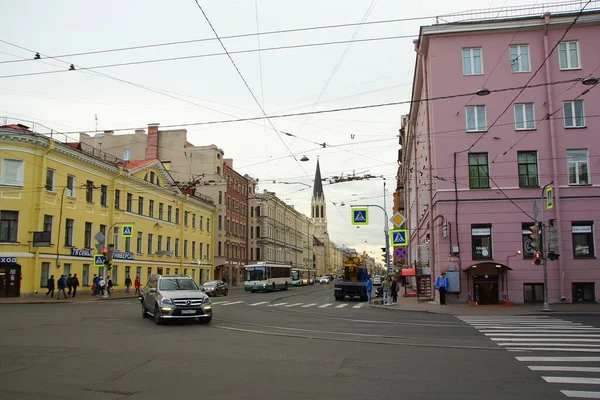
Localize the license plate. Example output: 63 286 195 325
181 310 196 314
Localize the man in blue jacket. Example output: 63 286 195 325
366 274 373 304
56 275 67 300
435 272 449 305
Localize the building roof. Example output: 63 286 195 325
0 124 30 131
121 159 158 170
313 159 324 198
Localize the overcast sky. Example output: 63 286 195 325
0 0 566 259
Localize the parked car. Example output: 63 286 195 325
319 276 330 284
201 280 229 297
140 275 212 325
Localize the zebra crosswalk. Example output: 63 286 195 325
458 315 600 399
210 300 367 309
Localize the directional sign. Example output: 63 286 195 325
546 186 554 210
394 246 407 260
390 212 406 229
94 231 105 244
93 254 105 267
390 229 408 247
121 224 133 238
351 208 368 225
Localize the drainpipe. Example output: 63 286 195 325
35 140 55 293
414 39 436 288
543 12 565 301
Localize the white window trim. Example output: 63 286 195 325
66 175 76 197
558 41 581 71
509 44 531 73
0 159 24 186
564 100 586 128
514 103 536 130
46 168 56 192
462 48 484 76
465 105 487 132
567 149 590 186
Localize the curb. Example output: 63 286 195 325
0 296 139 305
369 304 443 315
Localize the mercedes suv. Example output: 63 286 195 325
140 275 212 325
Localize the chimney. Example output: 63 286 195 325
224 158 233 168
104 130 114 136
146 123 159 160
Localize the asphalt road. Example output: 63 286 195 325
0 284 583 400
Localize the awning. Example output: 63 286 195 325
461 262 513 271
401 268 415 276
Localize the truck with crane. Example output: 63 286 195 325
333 255 369 301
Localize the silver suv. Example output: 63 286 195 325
140 275 212 325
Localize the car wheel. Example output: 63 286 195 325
153 304 163 325
224 289 228 296
197 316 212 324
141 301 149 318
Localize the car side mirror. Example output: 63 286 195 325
149 288 157 293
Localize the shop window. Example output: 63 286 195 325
573 282 595 302
471 224 492 260
521 223 534 258
572 222 594 258
523 283 544 303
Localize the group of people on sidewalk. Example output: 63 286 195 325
365 272 449 306
45 274 80 299
44 274 142 300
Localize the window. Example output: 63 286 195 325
86 180 94 203
207 218 211 232
147 234 153 255
115 189 121 209
192 214 196 229
99 224 106 246
125 237 131 253
45 168 56 191
471 224 492 260
166 237 171 253
113 227 119 250
150 172 155 184
184 211 189 227
219 191 223 204
218 241 222 256
207 244 210 259
176 209 180 224
558 41 580 70
40 262 50 287
99 185 108 206
127 193 133 212
192 241 196 259
175 238 180 257
124 149 131 161
524 283 544 303
256 226 261 238
517 151 539 187
522 223 535 258
251 226 254 239
149 200 154 218
167 205 172 222
43 215 53 240
159 203 164 220
567 149 589 185
468 153 490 189
84 222 92 248
514 103 535 130
83 264 90 286
0 211 18 242
573 282 595 302
466 105 487 132
184 240 189 258
564 100 585 128
65 218 74 246
0 159 24 186
66 175 75 197
251 207 254 218
136 232 143 254
199 243 203 259
136 267 142 280
112 265 119 285
157 235 163 252
226 218 229 233
462 48 483 75
200 216 204 230
147 267 152 282
509 44 531 73
125 266 131 280
219 216 223 230
138 197 144 215
572 222 594 258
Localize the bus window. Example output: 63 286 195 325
246 266 265 281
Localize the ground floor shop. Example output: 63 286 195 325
215 262 245 286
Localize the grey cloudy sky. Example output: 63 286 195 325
1 0 554 257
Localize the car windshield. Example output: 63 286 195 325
246 266 265 281
159 278 199 291
292 271 300 280
203 281 218 286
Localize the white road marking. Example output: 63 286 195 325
335 304 348 308
517 356 600 362
284 303 302 308
499 343 600 347
543 376 600 385
211 301 231 305
509 348 600 353
271 303 287 307
529 366 600 373
492 338 600 342
220 301 243 306
487 333 600 337
318 303 333 308
561 390 600 398
301 303 318 308
248 302 268 306
353 303 365 309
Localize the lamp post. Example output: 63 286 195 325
541 181 553 312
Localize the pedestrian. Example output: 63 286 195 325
56 275 67 300
435 272 449 305
366 274 373 304
134 276 141 295
106 275 113 297
381 276 391 305
92 274 98 296
46 275 55 298
391 276 399 305
125 275 132 293
71 273 80 298
66 273 73 297
99 276 105 296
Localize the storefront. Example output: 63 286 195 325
463 262 512 305
0 257 21 298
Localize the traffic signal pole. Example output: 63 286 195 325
541 181 553 312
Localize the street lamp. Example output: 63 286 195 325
506 250 521 268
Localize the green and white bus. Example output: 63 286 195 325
244 263 293 292
292 268 316 286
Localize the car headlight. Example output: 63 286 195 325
161 298 173 305
203 297 211 304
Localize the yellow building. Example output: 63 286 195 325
0 125 215 297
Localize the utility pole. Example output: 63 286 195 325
541 181 553 312
382 179 391 273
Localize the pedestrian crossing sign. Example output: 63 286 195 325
94 254 105 267
390 229 408 247
121 224 133 238
351 208 368 225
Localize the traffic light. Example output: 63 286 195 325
548 252 560 261
534 251 542 265
103 244 114 271
529 224 540 252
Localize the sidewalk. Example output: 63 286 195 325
371 294 600 316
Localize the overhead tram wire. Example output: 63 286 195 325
192 0 311 180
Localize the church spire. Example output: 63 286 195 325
313 159 324 198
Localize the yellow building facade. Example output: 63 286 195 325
0 128 215 297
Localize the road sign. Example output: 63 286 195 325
390 229 408 247
546 186 554 210
390 212 406 228
94 231 105 244
394 247 407 260
121 224 133 238
351 208 368 225
533 200 540 220
93 254 105 267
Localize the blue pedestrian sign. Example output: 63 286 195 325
94 254 105 267
121 224 133 238
390 229 408 247
351 208 368 225
546 186 554 210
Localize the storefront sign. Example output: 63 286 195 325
112 252 135 260
572 226 592 234
0 257 17 263
70 248 134 260
472 228 491 236
71 248 94 257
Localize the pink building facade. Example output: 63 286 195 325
403 7 600 304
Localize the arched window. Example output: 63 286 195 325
144 173 149 181
216 166 221 175
316 206 319 218
321 206 324 218
150 172 155 184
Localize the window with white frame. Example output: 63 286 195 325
66 175 75 197
462 48 483 75
0 210 19 242
466 106 487 132
564 100 585 128
510 44 531 73
514 103 535 130
123 149 131 161
567 149 589 185
45 168 56 191
558 41 580 70
1 159 24 186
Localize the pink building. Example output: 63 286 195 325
402 4 600 305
